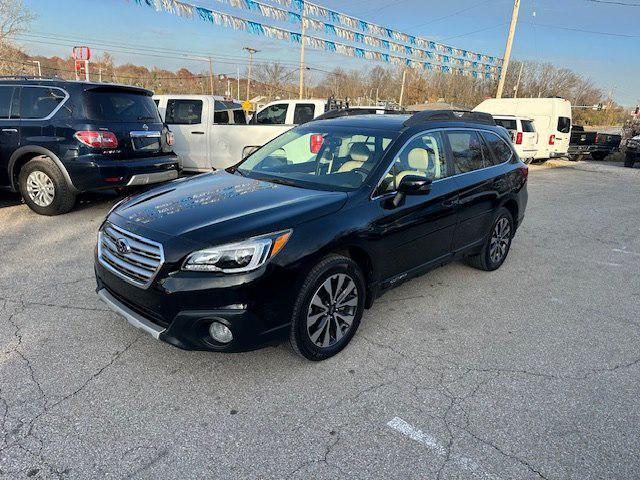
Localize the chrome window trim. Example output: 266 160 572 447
370 127 515 200
9 85 70 121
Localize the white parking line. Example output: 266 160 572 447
386 417 499 480
612 248 640 257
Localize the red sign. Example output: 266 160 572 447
72 46 91 61
75 60 86 75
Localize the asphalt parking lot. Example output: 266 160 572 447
1 160 639 479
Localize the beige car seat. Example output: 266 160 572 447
337 143 372 172
396 147 430 183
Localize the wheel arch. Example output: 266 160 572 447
501 197 519 231
8 146 77 193
330 245 376 309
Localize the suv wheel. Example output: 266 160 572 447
467 208 514 271
19 156 76 215
624 153 636 168
290 255 365 361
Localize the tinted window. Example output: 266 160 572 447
165 99 202 125
214 110 230 124
481 131 513 165
18 87 65 119
293 104 315 124
0 86 13 119
522 120 535 132
495 118 517 130
558 116 571 134
85 91 161 123
233 109 247 124
256 104 288 124
379 131 448 194
447 130 491 174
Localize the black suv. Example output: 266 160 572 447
0 78 179 215
95 110 528 361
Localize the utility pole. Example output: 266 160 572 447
99 67 103 82
32 60 41 77
513 62 523 98
299 14 306 99
243 47 259 102
496 0 520 99
237 66 240 99
399 69 407 107
208 57 214 96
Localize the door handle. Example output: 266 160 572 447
1 128 18 133
442 198 458 207
191 131 205 135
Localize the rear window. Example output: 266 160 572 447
481 131 514 165
84 90 160 123
214 110 229 124
165 99 202 125
233 109 247 124
522 120 535 132
293 104 315 124
256 103 288 125
495 118 517 130
558 116 571 134
446 130 492 173
19 87 66 119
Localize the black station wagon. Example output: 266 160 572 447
95 110 528 361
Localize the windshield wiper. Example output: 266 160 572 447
261 176 299 187
137 116 156 121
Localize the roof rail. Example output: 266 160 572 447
0 75 66 82
403 109 495 127
314 107 406 122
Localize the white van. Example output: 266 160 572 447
492 115 538 162
473 98 572 160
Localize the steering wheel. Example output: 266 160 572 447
351 167 369 179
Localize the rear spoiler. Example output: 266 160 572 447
83 84 154 96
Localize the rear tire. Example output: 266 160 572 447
624 153 636 168
591 152 607 161
18 156 76 215
466 208 514 272
290 255 366 361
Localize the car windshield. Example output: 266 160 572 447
235 125 398 191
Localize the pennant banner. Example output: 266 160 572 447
269 0 501 66
130 0 500 78
209 0 501 67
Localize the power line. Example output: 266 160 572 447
440 22 508 41
524 22 640 38
583 0 640 6
405 0 495 30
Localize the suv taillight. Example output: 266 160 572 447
74 131 118 149
515 132 523 144
595 133 600 144
549 134 555 145
166 130 174 147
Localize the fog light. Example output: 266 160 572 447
209 321 233 344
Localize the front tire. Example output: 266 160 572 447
290 255 366 361
18 156 76 215
466 208 514 271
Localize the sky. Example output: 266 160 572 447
17 0 640 106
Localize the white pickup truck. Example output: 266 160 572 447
153 95 328 171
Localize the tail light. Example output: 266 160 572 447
595 133 600 144
549 134 555 145
166 130 174 147
515 132 523 144
310 134 324 154
520 164 529 180
75 131 118 149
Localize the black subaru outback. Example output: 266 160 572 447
95 109 528 361
0 78 179 215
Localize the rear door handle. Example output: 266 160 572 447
442 198 458 207
2 128 18 133
191 131 205 135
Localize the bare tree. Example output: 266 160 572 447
253 62 296 99
0 0 34 43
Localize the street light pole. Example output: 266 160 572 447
185 55 215 96
32 60 42 77
496 0 520 99
299 14 306 99
243 47 259 102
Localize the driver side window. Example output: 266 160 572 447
377 131 448 194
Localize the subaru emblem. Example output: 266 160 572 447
115 238 131 255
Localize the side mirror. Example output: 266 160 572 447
388 175 432 209
397 175 432 195
242 145 260 160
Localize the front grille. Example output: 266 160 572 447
98 223 164 288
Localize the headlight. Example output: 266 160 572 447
182 230 292 273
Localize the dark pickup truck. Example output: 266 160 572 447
568 126 621 161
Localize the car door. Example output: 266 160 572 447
164 98 209 171
0 86 20 186
445 129 499 251
371 130 459 281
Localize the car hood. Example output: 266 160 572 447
110 171 348 247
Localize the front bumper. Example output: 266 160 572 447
66 153 181 192
94 256 298 352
